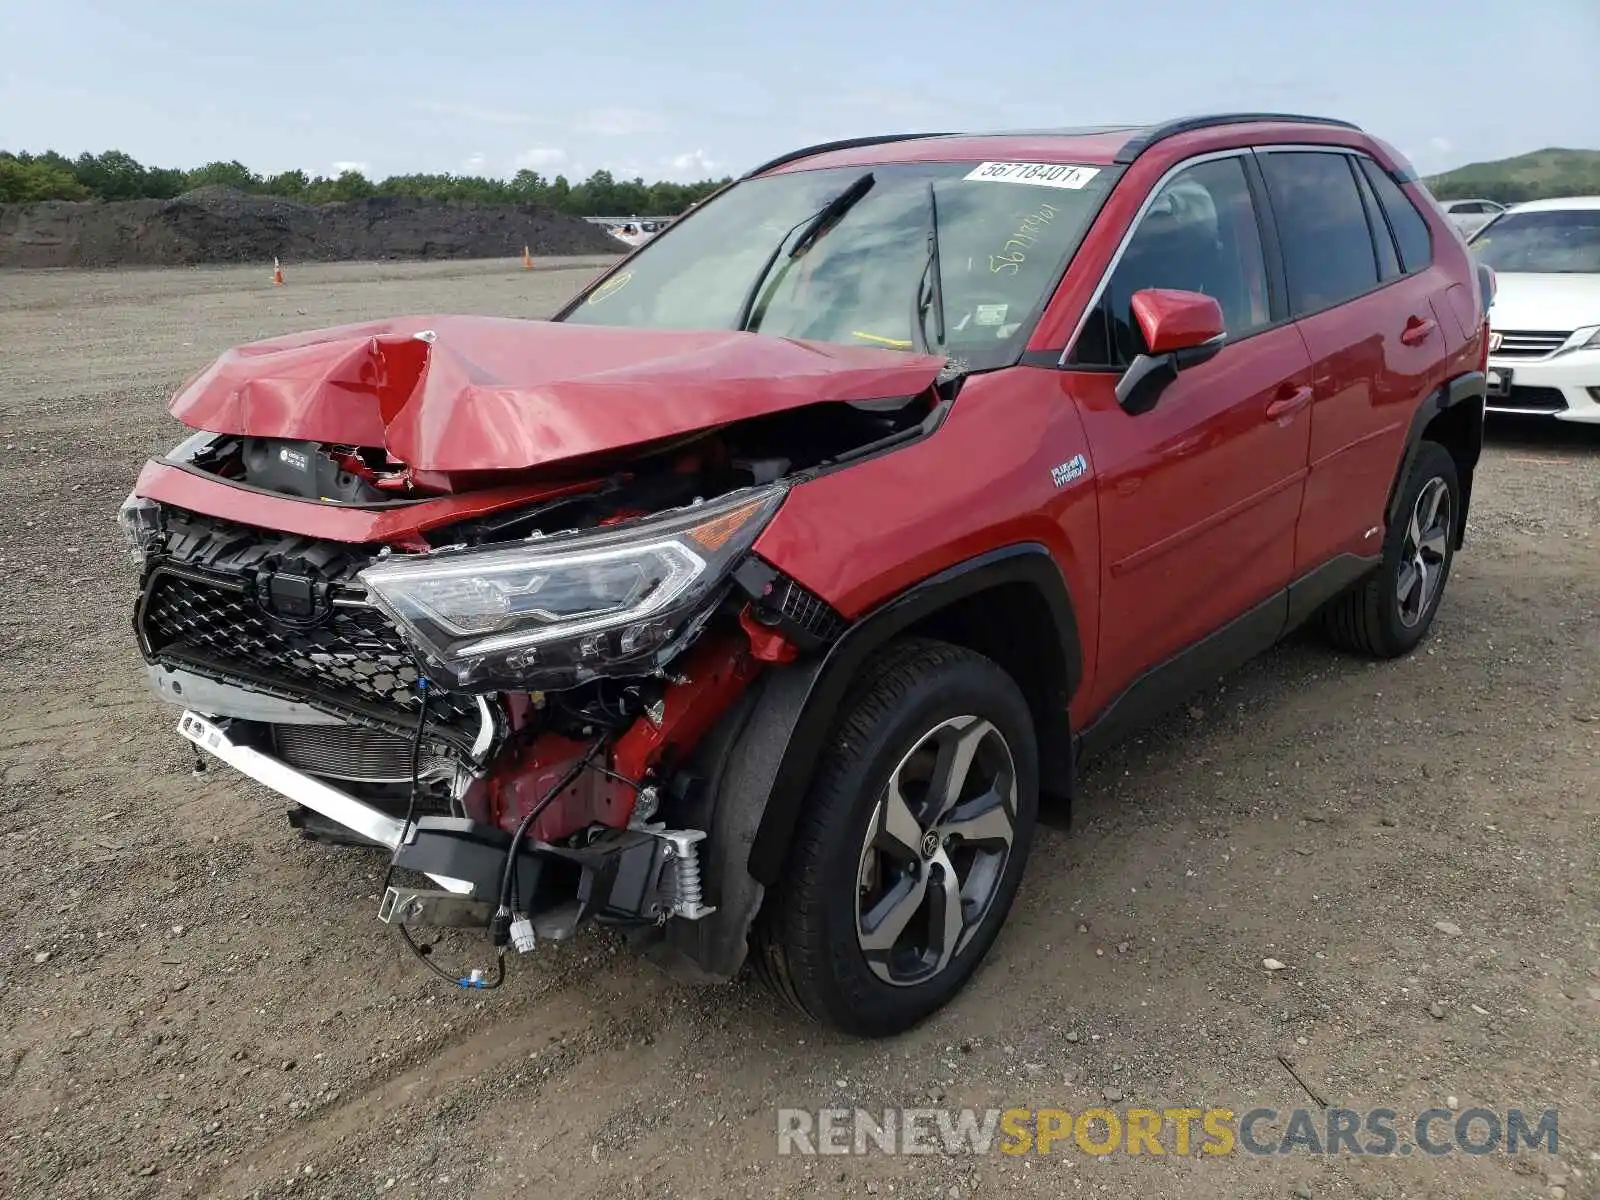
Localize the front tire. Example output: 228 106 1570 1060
752 639 1038 1037
1321 439 1460 658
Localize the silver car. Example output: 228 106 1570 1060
1441 198 1507 238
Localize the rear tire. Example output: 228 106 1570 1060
751 639 1038 1037
1321 439 1459 658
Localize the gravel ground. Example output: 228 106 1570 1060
0 259 1596 1200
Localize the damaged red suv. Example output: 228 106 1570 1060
124 114 1493 1035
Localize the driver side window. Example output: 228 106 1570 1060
1072 156 1272 367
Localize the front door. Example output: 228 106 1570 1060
1061 152 1313 727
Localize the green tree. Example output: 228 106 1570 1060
0 154 90 202
324 169 376 201
186 160 261 191
263 169 310 198
72 150 147 200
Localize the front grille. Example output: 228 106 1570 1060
1492 330 1571 359
138 564 482 747
273 723 453 783
1488 386 1569 414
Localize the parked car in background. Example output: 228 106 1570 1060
1469 196 1600 422
122 113 1491 1036
1441 198 1506 237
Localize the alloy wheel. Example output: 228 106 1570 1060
855 715 1018 987
1397 477 1452 629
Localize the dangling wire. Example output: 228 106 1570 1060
385 677 507 990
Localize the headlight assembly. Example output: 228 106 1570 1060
358 484 787 691
1564 325 1600 353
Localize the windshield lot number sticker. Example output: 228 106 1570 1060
964 162 1100 190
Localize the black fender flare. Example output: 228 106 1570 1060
746 543 1082 885
1387 370 1486 548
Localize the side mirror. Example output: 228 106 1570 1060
1114 288 1226 414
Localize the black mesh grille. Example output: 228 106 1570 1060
138 565 481 743
768 575 846 645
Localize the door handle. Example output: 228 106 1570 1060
1265 384 1313 420
1400 315 1437 346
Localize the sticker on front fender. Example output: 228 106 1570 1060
1050 454 1089 488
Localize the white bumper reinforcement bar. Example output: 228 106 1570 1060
177 710 473 895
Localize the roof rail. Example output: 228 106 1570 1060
743 132 957 179
1114 113 1362 164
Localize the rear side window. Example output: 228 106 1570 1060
1260 151 1379 315
1353 164 1403 282
1359 159 1434 273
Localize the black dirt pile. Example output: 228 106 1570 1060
0 186 623 268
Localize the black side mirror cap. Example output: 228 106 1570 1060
1113 336 1226 415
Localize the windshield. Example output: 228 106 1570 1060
1469 208 1600 273
559 160 1120 372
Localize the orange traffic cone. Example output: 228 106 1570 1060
521 245 533 270
272 257 284 286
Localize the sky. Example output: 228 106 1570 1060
2 0 1597 184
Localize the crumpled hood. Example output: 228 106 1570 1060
168 315 948 472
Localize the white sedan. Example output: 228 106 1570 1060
1469 196 1600 423
1442 197 1507 238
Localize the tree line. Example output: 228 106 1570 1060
0 149 730 215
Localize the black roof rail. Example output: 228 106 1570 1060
743 132 957 178
1114 113 1362 164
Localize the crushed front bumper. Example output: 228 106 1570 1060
178 710 712 937
178 710 475 894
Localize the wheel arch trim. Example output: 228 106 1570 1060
1388 369 1485 549
744 543 1082 886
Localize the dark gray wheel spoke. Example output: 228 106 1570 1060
870 784 924 864
859 873 928 954
937 787 1014 850
925 716 993 825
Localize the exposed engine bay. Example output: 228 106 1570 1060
126 378 943 987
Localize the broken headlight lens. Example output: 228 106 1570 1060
116 493 165 566
358 484 787 691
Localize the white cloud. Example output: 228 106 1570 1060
515 146 568 170
666 149 718 179
1429 136 1453 154
463 152 487 173
331 160 371 176
575 106 668 137
413 100 544 126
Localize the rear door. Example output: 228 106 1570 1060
1256 148 1449 574
1062 151 1313 722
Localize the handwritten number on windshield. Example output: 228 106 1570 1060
989 202 1057 275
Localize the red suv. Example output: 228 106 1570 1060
124 113 1492 1035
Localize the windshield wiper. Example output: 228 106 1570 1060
735 171 875 332
909 179 946 354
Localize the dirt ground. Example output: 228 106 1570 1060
1 259 1596 1200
